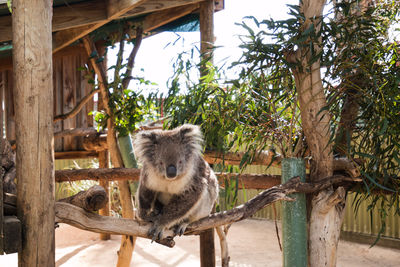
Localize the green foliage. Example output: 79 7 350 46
163 0 400 242
90 26 160 136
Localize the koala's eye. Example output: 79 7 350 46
178 160 183 165
158 162 163 166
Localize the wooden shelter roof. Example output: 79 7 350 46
0 0 223 55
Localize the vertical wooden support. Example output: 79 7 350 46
98 150 111 240
199 1 216 267
96 42 110 241
281 158 307 267
13 1 55 266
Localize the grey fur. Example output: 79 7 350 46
133 124 219 240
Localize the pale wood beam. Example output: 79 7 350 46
0 0 107 43
142 3 200 32
53 0 147 53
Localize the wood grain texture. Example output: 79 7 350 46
12 0 55 266
53 0 146 53
98 150 111 240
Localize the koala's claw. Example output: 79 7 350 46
173 222 189 237
149 223 164 242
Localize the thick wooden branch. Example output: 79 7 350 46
55 176 359 247
204 150 280 167
54 89 99 122
121 27 143 90
55 168 141 182
58 185 108 212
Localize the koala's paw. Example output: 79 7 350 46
148 222 165 242
173 221 189 237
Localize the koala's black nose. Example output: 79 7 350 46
166 164 177 178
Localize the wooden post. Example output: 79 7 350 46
98 150 111 240
199 1 216 266
13 0 55 266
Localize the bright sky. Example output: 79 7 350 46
119 0 296 93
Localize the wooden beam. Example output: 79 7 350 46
54 167 281 190
0 0 107 43
55 151 98 159
142 3 200 32
53 0 146 53
121 0 203 18
13 0 55 266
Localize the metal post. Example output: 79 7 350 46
281 158 307 267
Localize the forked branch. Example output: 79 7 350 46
55 176 360 248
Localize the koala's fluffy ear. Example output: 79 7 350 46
133 131 158 162
178 124 203 153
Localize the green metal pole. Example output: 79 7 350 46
281 158 307 267
117 134 137 168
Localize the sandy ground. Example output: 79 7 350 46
1 219 399 267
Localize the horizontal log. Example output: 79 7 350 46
55 176 358 247
204 150 280 167
55 168 140 182
55 168 281 189
55 151 98 159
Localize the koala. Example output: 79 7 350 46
133 124 219 241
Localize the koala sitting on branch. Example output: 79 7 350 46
133 124 219 241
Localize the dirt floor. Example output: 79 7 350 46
1 219 399 266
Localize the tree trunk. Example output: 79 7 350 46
98 150 111 240
291 1 347 266
13 0 55 266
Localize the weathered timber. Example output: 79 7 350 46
58 185 108 212
0 163 3 254
54 88 99 122
54 167 281 189
55 176 358 247
53 0 146 53
55 151 98 159
204 150 280 167
98 150 111 240
13 0 55 266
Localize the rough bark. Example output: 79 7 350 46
289 1 348 266
13 0 55 266
98 150 111 240
55 176 358 247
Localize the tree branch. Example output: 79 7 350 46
55 176 360 247
121 27 143 89
54 88 99 122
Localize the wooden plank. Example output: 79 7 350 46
54 57 64 151
62 56 78 151
142 3 200 32
0 0 107 43
121 0 202 18
98 150 111 240
53 0 146 53
55 151 98 160
13 0 55 265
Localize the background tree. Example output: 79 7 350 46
163 0 400 266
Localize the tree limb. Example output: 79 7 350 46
53 88 99 122
55 176 360 247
